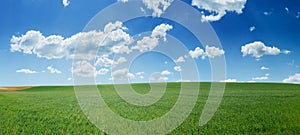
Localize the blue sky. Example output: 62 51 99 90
0 0 300 86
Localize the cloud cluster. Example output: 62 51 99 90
10 21 132 60
174 66 182 72
132 24 173 52
283 73 300 84
191 0 247 22
11 22 173 78
241 41 290 59
189 46 225 59
142 0 174 17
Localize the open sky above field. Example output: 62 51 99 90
0 0 300 86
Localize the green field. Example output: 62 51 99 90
1 83 300 134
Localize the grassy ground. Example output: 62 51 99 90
0 83 300 134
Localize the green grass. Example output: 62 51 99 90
0 83 300 134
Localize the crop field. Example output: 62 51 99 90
1 83 300 134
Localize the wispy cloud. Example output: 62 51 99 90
16 69 38 74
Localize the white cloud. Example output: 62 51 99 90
161 70 171 75
252 73 269 81
136 72 145 76
16 69 38 74
191 0 247 22
118 0 128 3
174 56 185 63
95 56 127 67
111 44 132 54
264 11 272 15
47 66 62 74
132 23 173 52
142 0 174 17
151 23 173 42
62 0 70 7
285 7 289 14
134 72 145 79
249 26 255 32
221 78 237 82
174 66 182 72
189 47 205 59
296 12 300 18
115 57 127 65
283 73 300 84
189 46 224 59
205 46 225 58
241 41 289 59
97 68 109 75
260 66 269 70
95 55 114 67
111 68 136 80
68 77 73 81
150 76 168 81
10 21 132 60
72 61 96 77
283 50 291 54
127 73 135 79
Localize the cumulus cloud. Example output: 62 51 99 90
72 61 96 77
249 26 255 32
62 0 70 7
260 66 269 70
241 41 289 59
47 66 62 74
283 73 300 84
161 70 171 75
191 0 247 22
174 66 182 72
16 69 38 74
95 56 127 67
174 56 185 63
252 73 269 81
97 68 109 75
111 68 136 80
11 22 174 80
132 23 173 52
142 0 174 17
189 46 224 59
10 21 132 60
205 46 225 58
189 47 205 59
